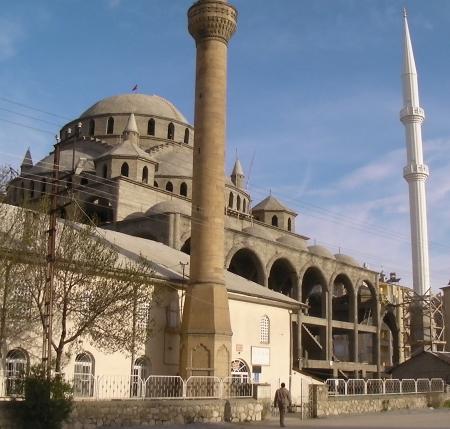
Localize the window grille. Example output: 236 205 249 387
260 315 270 344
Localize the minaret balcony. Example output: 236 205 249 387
403 163 429 181
400 106 425 122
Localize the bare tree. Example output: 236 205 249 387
0 165 17 202
0 203 157 373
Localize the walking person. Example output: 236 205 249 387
274 382 292 427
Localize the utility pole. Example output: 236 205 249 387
42 137 60 379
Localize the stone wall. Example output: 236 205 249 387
64 399 267 428
312 385 450 418
0 398 268 429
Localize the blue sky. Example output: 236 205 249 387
1 0 450 290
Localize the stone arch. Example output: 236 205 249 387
142 166 148 184
356 280 378 326
271 215 278 227
180 182 188 197
147 118 155 136
300 265 328 317
382 308 400 367
227 247 266 286
228 192 234 208
267 257 298 298
191 343 210 372
121 162 129 177
330 272 355 323
106 116 114 134
216 344 230 378
167 122 175 140
89 119 95 136
166 181 173 192
181 237 191 255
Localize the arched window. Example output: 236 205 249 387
154 181 159 188
89 119 95 136
142 166 148 184
74 352 95 397
180 182 187 197
243 199 246 213
29 181 34 198
131 357 150 397
167 122 175 140
236 195 241 211
287 218 292 232
41 178 46 194
106 117 114 134
102 164 108 178
6 349 27 377
231 359 250 383
260 315 270 344
147 119 155 136
228 192 234 208
184 128 189 144
166 181 173 192
121 162 129 177
6 349 28 395
271 215 278 227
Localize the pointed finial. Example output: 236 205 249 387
123 112 139 135
403 7 407 18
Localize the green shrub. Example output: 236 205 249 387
19 365 73 429
442 399 450 409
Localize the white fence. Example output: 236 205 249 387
326 378 445 396
0 374 254 400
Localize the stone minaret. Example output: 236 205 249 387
180 0 237 378
400 10 430 297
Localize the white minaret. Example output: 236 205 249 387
400 9 431 296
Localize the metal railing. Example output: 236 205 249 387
71 375 251 400
326 378 445 396
0 373 255 401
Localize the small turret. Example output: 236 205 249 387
231 158 245 189
122 113 139 144
20 148 33 173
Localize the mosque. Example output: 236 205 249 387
4 0 449 399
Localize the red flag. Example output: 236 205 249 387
132 84 138 92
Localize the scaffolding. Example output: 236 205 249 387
400 287 446 356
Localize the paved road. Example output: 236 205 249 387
114 408 450 429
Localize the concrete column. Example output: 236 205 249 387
180 0 237 378
353 291 359 363
327 286 333 362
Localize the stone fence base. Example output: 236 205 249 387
312 384 450 418
0 398 270 429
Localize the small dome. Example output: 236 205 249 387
308 245 335 259
80 94 188 124
147 200 191 216
335 253 360 267
277 235 308 250
243 225 273 240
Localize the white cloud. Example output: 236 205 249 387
0 18 24 61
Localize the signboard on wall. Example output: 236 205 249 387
251 346 270 366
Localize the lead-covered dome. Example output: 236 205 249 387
80 94 188 124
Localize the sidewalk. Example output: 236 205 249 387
119 408 450 429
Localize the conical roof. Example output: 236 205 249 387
21 148 33 169
100 139 151 160
124 113 139 134
231 158 244 176
252 195 296 215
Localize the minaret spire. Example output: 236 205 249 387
400 11 430 298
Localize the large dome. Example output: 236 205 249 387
80 94 188 123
